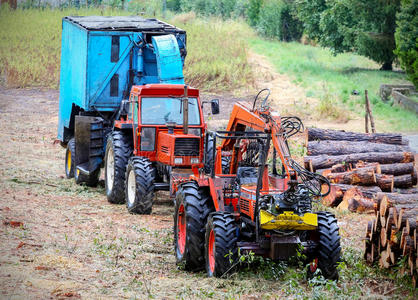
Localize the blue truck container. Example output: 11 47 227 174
58 16 187 143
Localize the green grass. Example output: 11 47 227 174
0 7 253 92
250 39 418 132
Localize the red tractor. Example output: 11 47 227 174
104 84 219 214
173 89 341 279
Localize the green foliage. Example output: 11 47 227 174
395 0 418 87
257 0 302 41
247 0 263 26
179 0 242 18
295 0 401 69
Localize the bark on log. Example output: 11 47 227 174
380 162 415 176
395 187 418 194
355 161 381 174
337 188 375 213
307 127 406 145
376 192 418 203
325 168 376 185
304 152 414 171
375 174 394 192
307 140 409 156
393 174 414 189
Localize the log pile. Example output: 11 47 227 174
304 128 417 213
364 193 418 287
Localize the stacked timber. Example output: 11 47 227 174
304 128 417 212
364 193 418 287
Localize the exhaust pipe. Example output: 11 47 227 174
183 85 189 135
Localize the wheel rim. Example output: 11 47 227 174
66 149 71 174
208 229 215 273
309 258 318 273
106 147 115 192
177 204 186 255
127 169 136 206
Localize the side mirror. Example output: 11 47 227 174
119 100 130 117
211 99 220 115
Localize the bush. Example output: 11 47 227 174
247 0 263 26
257 0 302 41
394 0 418 87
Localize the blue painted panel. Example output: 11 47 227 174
57 17 187 142
152 35 184 84
86 33 132 110
58 20 87 140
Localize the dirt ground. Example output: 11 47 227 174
0 86 416 299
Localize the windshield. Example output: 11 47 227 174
141 97 201 125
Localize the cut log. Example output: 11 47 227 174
396 208 418 229
325 168 376 185
375 192 418 203
307 128 406 145
338 188 375 213
395 187 418 194
320 184 347 207
304 151 414 171
375 174 394 192
307 140 410 156
412 169 417 186
381 227 388 247
379 248 391 268
405 217 416 235
393 174 414 189
380 162 415 176
355 161 381 174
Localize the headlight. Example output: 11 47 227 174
188 128 201 137
174 158 183 165
191 158 199 164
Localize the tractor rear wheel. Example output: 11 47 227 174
125 157 155 214
65 138 75 178
174 182 214 271
75 167 101 187
105 131 132 204
205 212 238 277
307 211 341 280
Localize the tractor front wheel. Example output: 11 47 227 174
174 182 213 271
205 212 238 277
105 131 132 204
125 157 155 214
307 211 341 280
65 138 75 178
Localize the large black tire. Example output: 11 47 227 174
65 138 75 179
105 131 132 204
307 211 341 280
205 212 238 277
174 182 214 271
125 157 155 214
75 167 101 187
204 135 214 174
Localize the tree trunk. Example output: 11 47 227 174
307 127 406 145
337 187 375 213
380 162 415 176
393 174 414 189
325 168 376 185
396 187 418 194
321 184 381 207
304 152 414 171
375 174 394 192
307 140 409 156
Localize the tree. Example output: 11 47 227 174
295 0 401 70
394 0 418 86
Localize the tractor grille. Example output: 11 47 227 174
160 145 169 154
174 138 200 156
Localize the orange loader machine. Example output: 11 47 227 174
173 89 341 279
